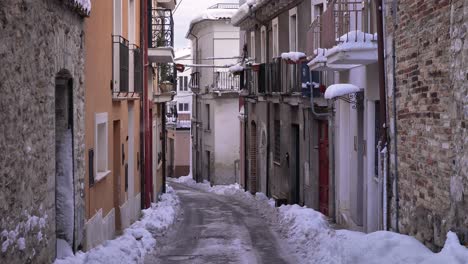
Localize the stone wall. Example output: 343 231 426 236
0 0 86 263
385 0 468 250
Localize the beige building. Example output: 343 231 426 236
84 0 143 250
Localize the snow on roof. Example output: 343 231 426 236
73 0 91 15
229 64 244 73
326 30 377 57
324 83 362 99
189 8 237 29
174 47 192 60
231 0 268 25
281 52 306 62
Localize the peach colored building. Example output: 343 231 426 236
84 0 143 250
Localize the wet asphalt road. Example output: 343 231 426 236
144 182 294 264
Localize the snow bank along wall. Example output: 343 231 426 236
385 0 468 250
0 0 86 263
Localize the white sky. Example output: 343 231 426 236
173 0 238 49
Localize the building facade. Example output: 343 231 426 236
188 3 241 185
83 0 143 250
0 1 89 263
385 0 468 249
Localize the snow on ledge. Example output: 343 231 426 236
324 83 361 99
72 0 91 16
229 64 244 73
281 52 306 63
307 49 328 66
326 30 377 57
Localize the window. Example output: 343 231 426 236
179 76 188 91
274 105 281 163
178 103 189 112
206 104 210 130
95 113 110 180
260 26 266 63
289 8 298 51
272 17 279 57
250 31 256 62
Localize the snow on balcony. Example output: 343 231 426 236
307 49 359 72
325 30 378 65
281 52 307 63
324 83 362 99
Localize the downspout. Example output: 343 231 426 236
375 0 390 230
391 0 399 233
244 103 248 191
162 103 167 193
143 0 153 208
139 0 145 209
188 32 199 182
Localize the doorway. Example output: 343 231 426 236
318 121 329 216
290 124 300 204
55 71 75 254
206 151 211 183
128 104 135 201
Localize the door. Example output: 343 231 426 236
206 151 211 183
249 122 258 194
318 121 330 216
113 121 122 230
128 104 135 201
290 124 300 204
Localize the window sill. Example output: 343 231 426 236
95 170 111 183
274 161 281 166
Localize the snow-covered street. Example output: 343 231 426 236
144 182 295 264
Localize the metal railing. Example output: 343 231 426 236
189 72 200 90
208 3 239 9
240 68 253 93
151 8 174 48
307 0 377 58
213 71 240 91
113 35 129 93
269 58 282 93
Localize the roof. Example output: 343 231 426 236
185 3 239 39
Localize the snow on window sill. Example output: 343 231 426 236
95 170 111 183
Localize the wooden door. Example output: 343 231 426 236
249 122 258 194
318 121 329 216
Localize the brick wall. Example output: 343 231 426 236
385 0 468 250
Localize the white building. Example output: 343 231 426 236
187 3 241 185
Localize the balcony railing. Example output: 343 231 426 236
112 35 129 93
208 3 239 9
189 72 200 90
151 8 174 48
307 0 377 58
213 71 240 91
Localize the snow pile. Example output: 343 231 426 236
229 64 244 73
55 186 180 264
281 52 306 62
173 178 468 264
326 30 377 57
308 48 328 66
324 83 361 99
56 129 74 251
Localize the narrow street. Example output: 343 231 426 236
144 182 295 264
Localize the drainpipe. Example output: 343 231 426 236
376 0 390 230
143 0 153 208
188 32 199 182
244 103 248 191
391 0 399 233
162 103 167 193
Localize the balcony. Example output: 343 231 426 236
212 71 240 92
112 35 140 100
153 63 177 103
148 9 174 63
189 72 200 93
306 0 378 71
